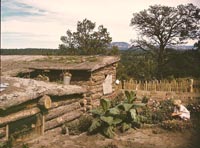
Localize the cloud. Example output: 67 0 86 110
1 18 67 48
1 0 46 20
1 0 199 48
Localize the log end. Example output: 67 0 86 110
38 95 52 109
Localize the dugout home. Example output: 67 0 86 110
23 56 120 106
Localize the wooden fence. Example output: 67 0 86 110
117 79 200 93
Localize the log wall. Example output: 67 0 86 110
70 63 117 107
89 64 117 106
44 96 83 131
0 94 85 145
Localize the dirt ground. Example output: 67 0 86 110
23 125 199 148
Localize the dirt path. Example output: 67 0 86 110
25 126 197 148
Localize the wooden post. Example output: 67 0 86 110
5 125 9 141
175 81 177 92
130 79 133 90
139 80 141 90
135 80 137 90
145 81 147 91
41 115 45 135
36 113 45 136
153 81 156 91
156 80 158 91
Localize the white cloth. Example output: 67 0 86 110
103 75 113 95
174 105 190 120
115 79 120 85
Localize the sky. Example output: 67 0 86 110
1 0 199 49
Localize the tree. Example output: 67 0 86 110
130 3 200 78
60 19 112 55
194 40 200 50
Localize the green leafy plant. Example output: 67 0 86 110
88 91 146 138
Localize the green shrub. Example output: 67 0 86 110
64 115 93 135
141 96 149 103
160 119 193 131
187 101 200 116
140 99 174 124
88 91 146 138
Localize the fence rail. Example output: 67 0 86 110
117 79 200 93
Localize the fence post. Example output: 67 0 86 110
135 80 138 90
169 81 172 92
189 79 194 93
123 80 126 89
145 80 147 91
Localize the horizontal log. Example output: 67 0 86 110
0 76 86 110
50 98 80 109
45 109 82 131
0 107 40 126
46 102 81 121
71 81 91 86
93 69 115 75
0 95 39 111
90 80 104 86
91 76 104 82
92 70 115 76
0 101 38 117
90 87 103 94
90 93 102 99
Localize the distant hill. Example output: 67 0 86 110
111 42 130 50
111 42 194 50
128 45 194 51
169 45 194 50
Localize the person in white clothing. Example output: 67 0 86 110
171 99 190 120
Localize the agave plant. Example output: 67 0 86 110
88 91 146 138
